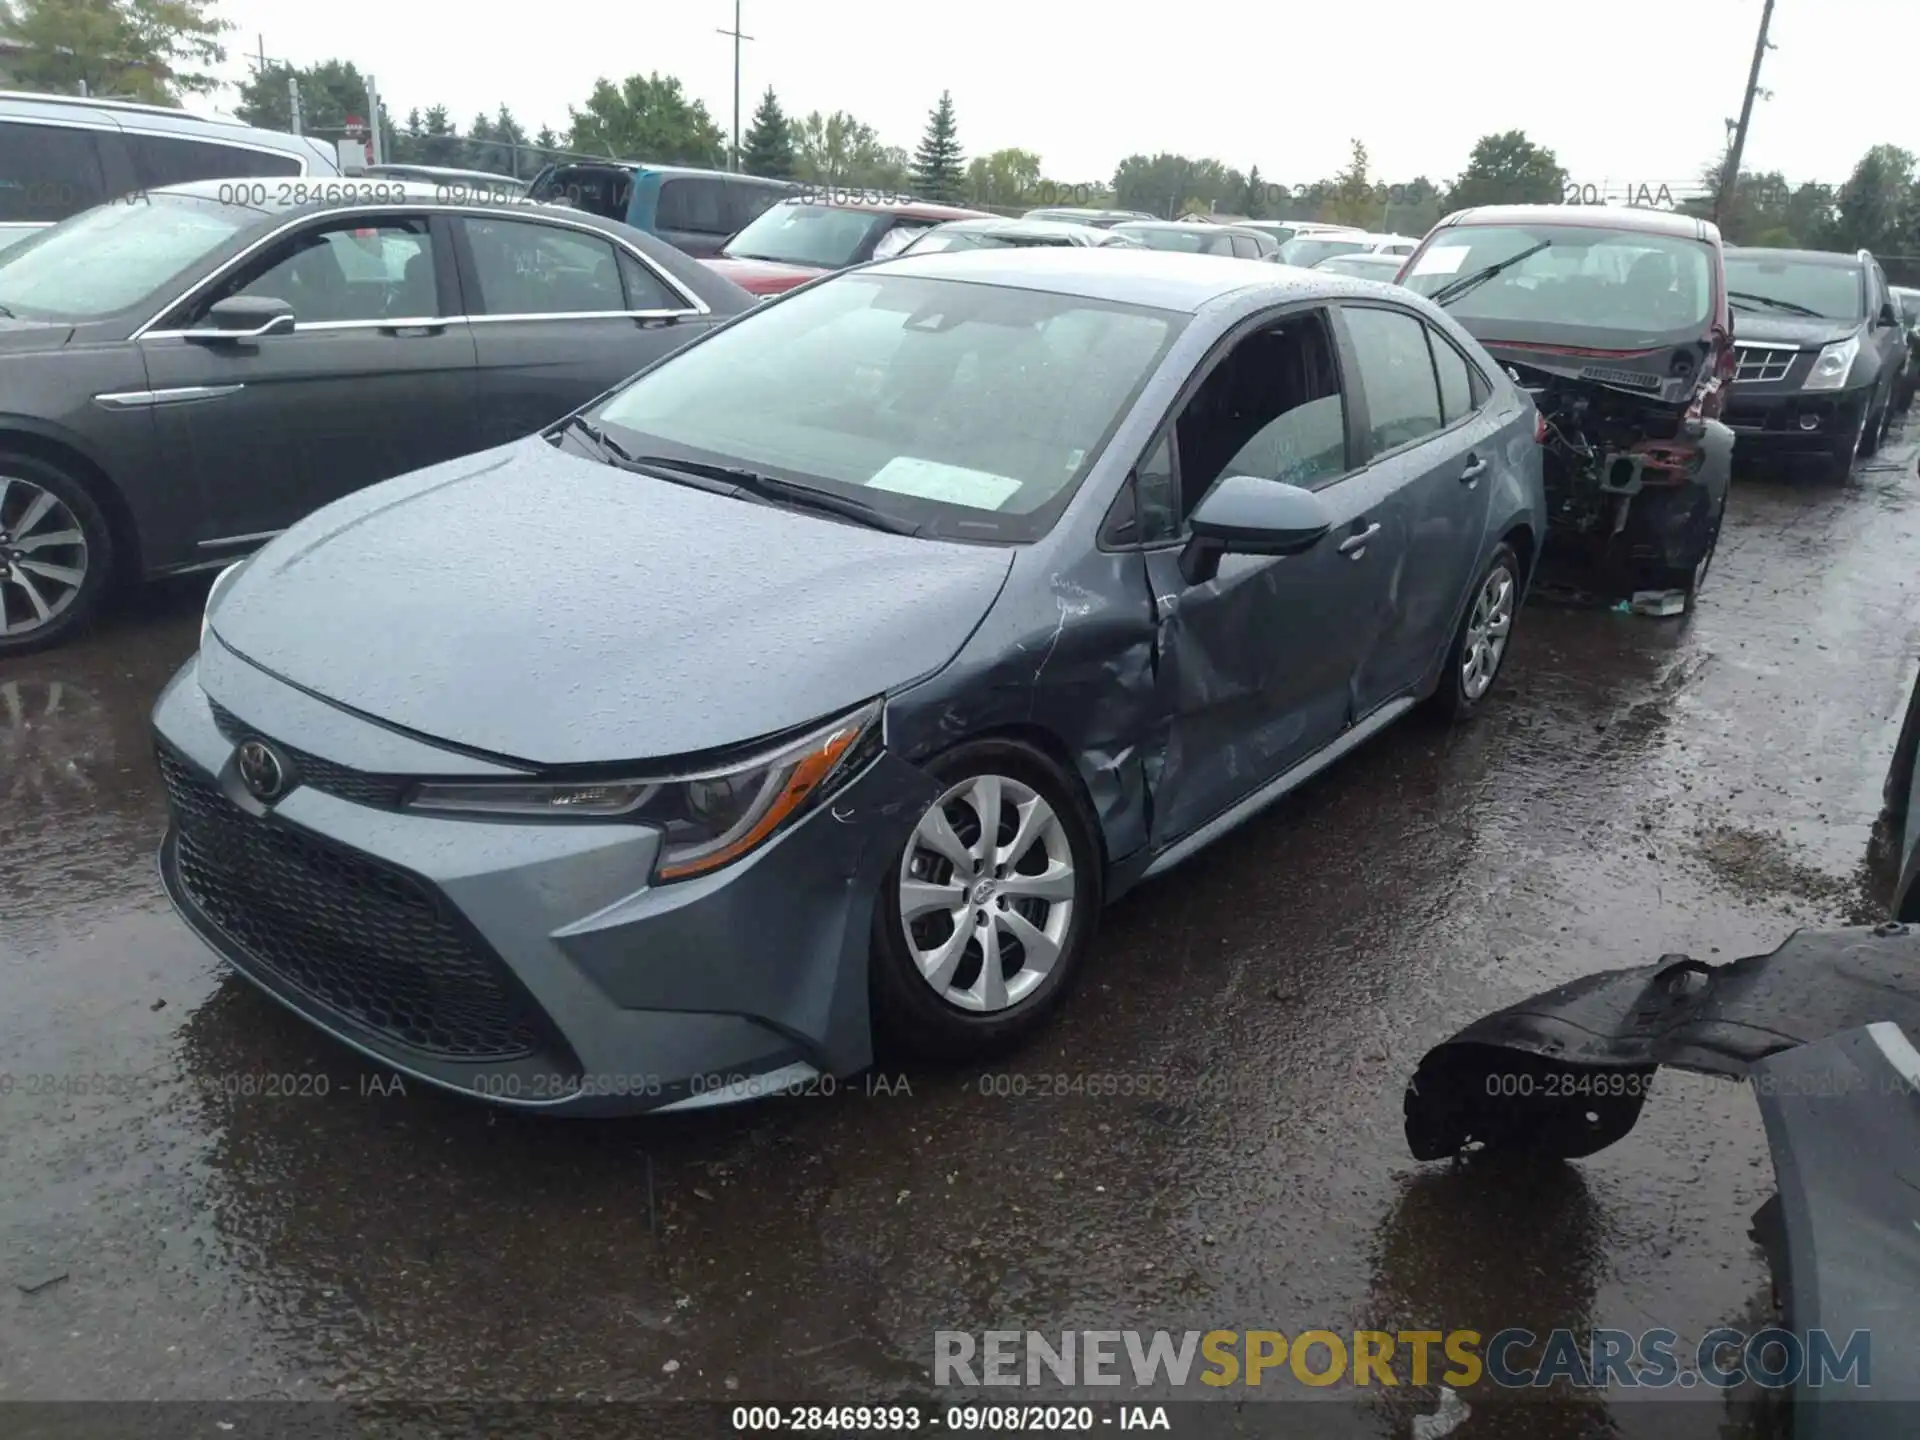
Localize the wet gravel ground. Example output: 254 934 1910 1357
2 419 1918 1437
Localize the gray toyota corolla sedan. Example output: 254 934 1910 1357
152 247 1545 1115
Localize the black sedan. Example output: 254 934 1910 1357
0 179 751 653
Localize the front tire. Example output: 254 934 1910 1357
1426 543 1520 724
871 740 1103 1059
0 452 113 655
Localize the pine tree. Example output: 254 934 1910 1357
912 91 964 203
741 87 796 180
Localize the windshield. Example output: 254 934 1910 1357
1278 236 1366 267
1401 223 1713 346
909 230 1079 254
594 272 1184 542
1897 289 1920 323
723 203 886 268
1723 254 1864 322
1114 226 1210 253
0 193 255 320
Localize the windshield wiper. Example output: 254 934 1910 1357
1425 241 1552 308
630 454 920 536
552 413 644 465
1727 290 1826 318
0 304 15 318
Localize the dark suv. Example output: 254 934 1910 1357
524 162 796 257
1720 247 1906 480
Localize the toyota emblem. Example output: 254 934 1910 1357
236 739 288 801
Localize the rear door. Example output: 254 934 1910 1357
137 211 479 547
654 176 733 256
450 211 714 447
1333 302 1497 712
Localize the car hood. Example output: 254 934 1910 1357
1728 313 1859 349
209 438 1015 766
703 255 826 294
0 317 75 352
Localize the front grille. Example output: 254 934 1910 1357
1578 365 1661 392
208 699 404 809
158 743 547 1061
1732 345 1797 383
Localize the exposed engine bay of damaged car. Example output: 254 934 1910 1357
1506 357 1730 591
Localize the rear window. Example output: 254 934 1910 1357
1723 254 1864 323
0 191 253 319
656 177 729 235
1279 236 1365 267
0 121 108 223
1114 226 1212 253
1402 222 1714 347
130 134 302 188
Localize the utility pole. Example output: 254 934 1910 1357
1715 0 1776 225
365 74 383 164
288 76 302 135
716 0 753 171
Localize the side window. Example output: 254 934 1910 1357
616 249 682 311
463 217 626 315
727 179 784 233
0 121 108 222
1134 432 1181 543
1230 234 1261 260
1171 311 1348 516
656 178 727 236
1428 328 1476 424
130 134 301 189
1343 306 1444 454
217 218 436 324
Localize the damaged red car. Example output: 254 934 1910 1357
1398 206 1734 601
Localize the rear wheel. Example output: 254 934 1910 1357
870 740 1102 1059
1861 395 1888 456
0 453 113 656
1426 543 1520 724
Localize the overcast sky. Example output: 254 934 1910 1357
202 0 1905 190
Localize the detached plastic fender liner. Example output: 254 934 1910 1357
1403 922 1920 1161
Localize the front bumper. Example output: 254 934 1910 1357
151 644 936 1116
1722 382 1871 457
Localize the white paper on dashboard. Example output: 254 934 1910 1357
1410 245 1471 276
865 456 1023 510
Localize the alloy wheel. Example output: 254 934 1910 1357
898 773 1078 1013
1461 564 1515 702
0 476 89 639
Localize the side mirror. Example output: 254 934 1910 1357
187 295 296 344
1178 474 1333 585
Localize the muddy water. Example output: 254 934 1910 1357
3 428 1917 1434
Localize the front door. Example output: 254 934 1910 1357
138 212 478 548
450 212 714 449
1137 306 1407 847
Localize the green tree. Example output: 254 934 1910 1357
964 146 1041 207
1446 129 1567 212
740 86 796 179
912 90 964 202
1112 153 1235 218
461 105 527 176
1239 164 1275 219
793 109 904 188
1382 175 1443 237
567 73 725 166
234 58 397 153
1325 140 1384 228
1830 144 1917 256
0 0 229 102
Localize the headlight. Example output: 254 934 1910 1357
201 559 248 648
406 698 884 881
1803 334 1860 391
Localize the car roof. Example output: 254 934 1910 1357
873 244 1398 313
368 163 524 185
537 159 790 185
932 217 1109 240
149 177 575 219
1724 245 1866 267
1440 203 1716 242
0 89 328 161
774 195 990 222
1320 252 1402 265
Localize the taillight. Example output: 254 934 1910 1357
1533 408 1548 443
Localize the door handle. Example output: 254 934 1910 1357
1460 454 1488 482
378 320 447 335
1338 522 1382 557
